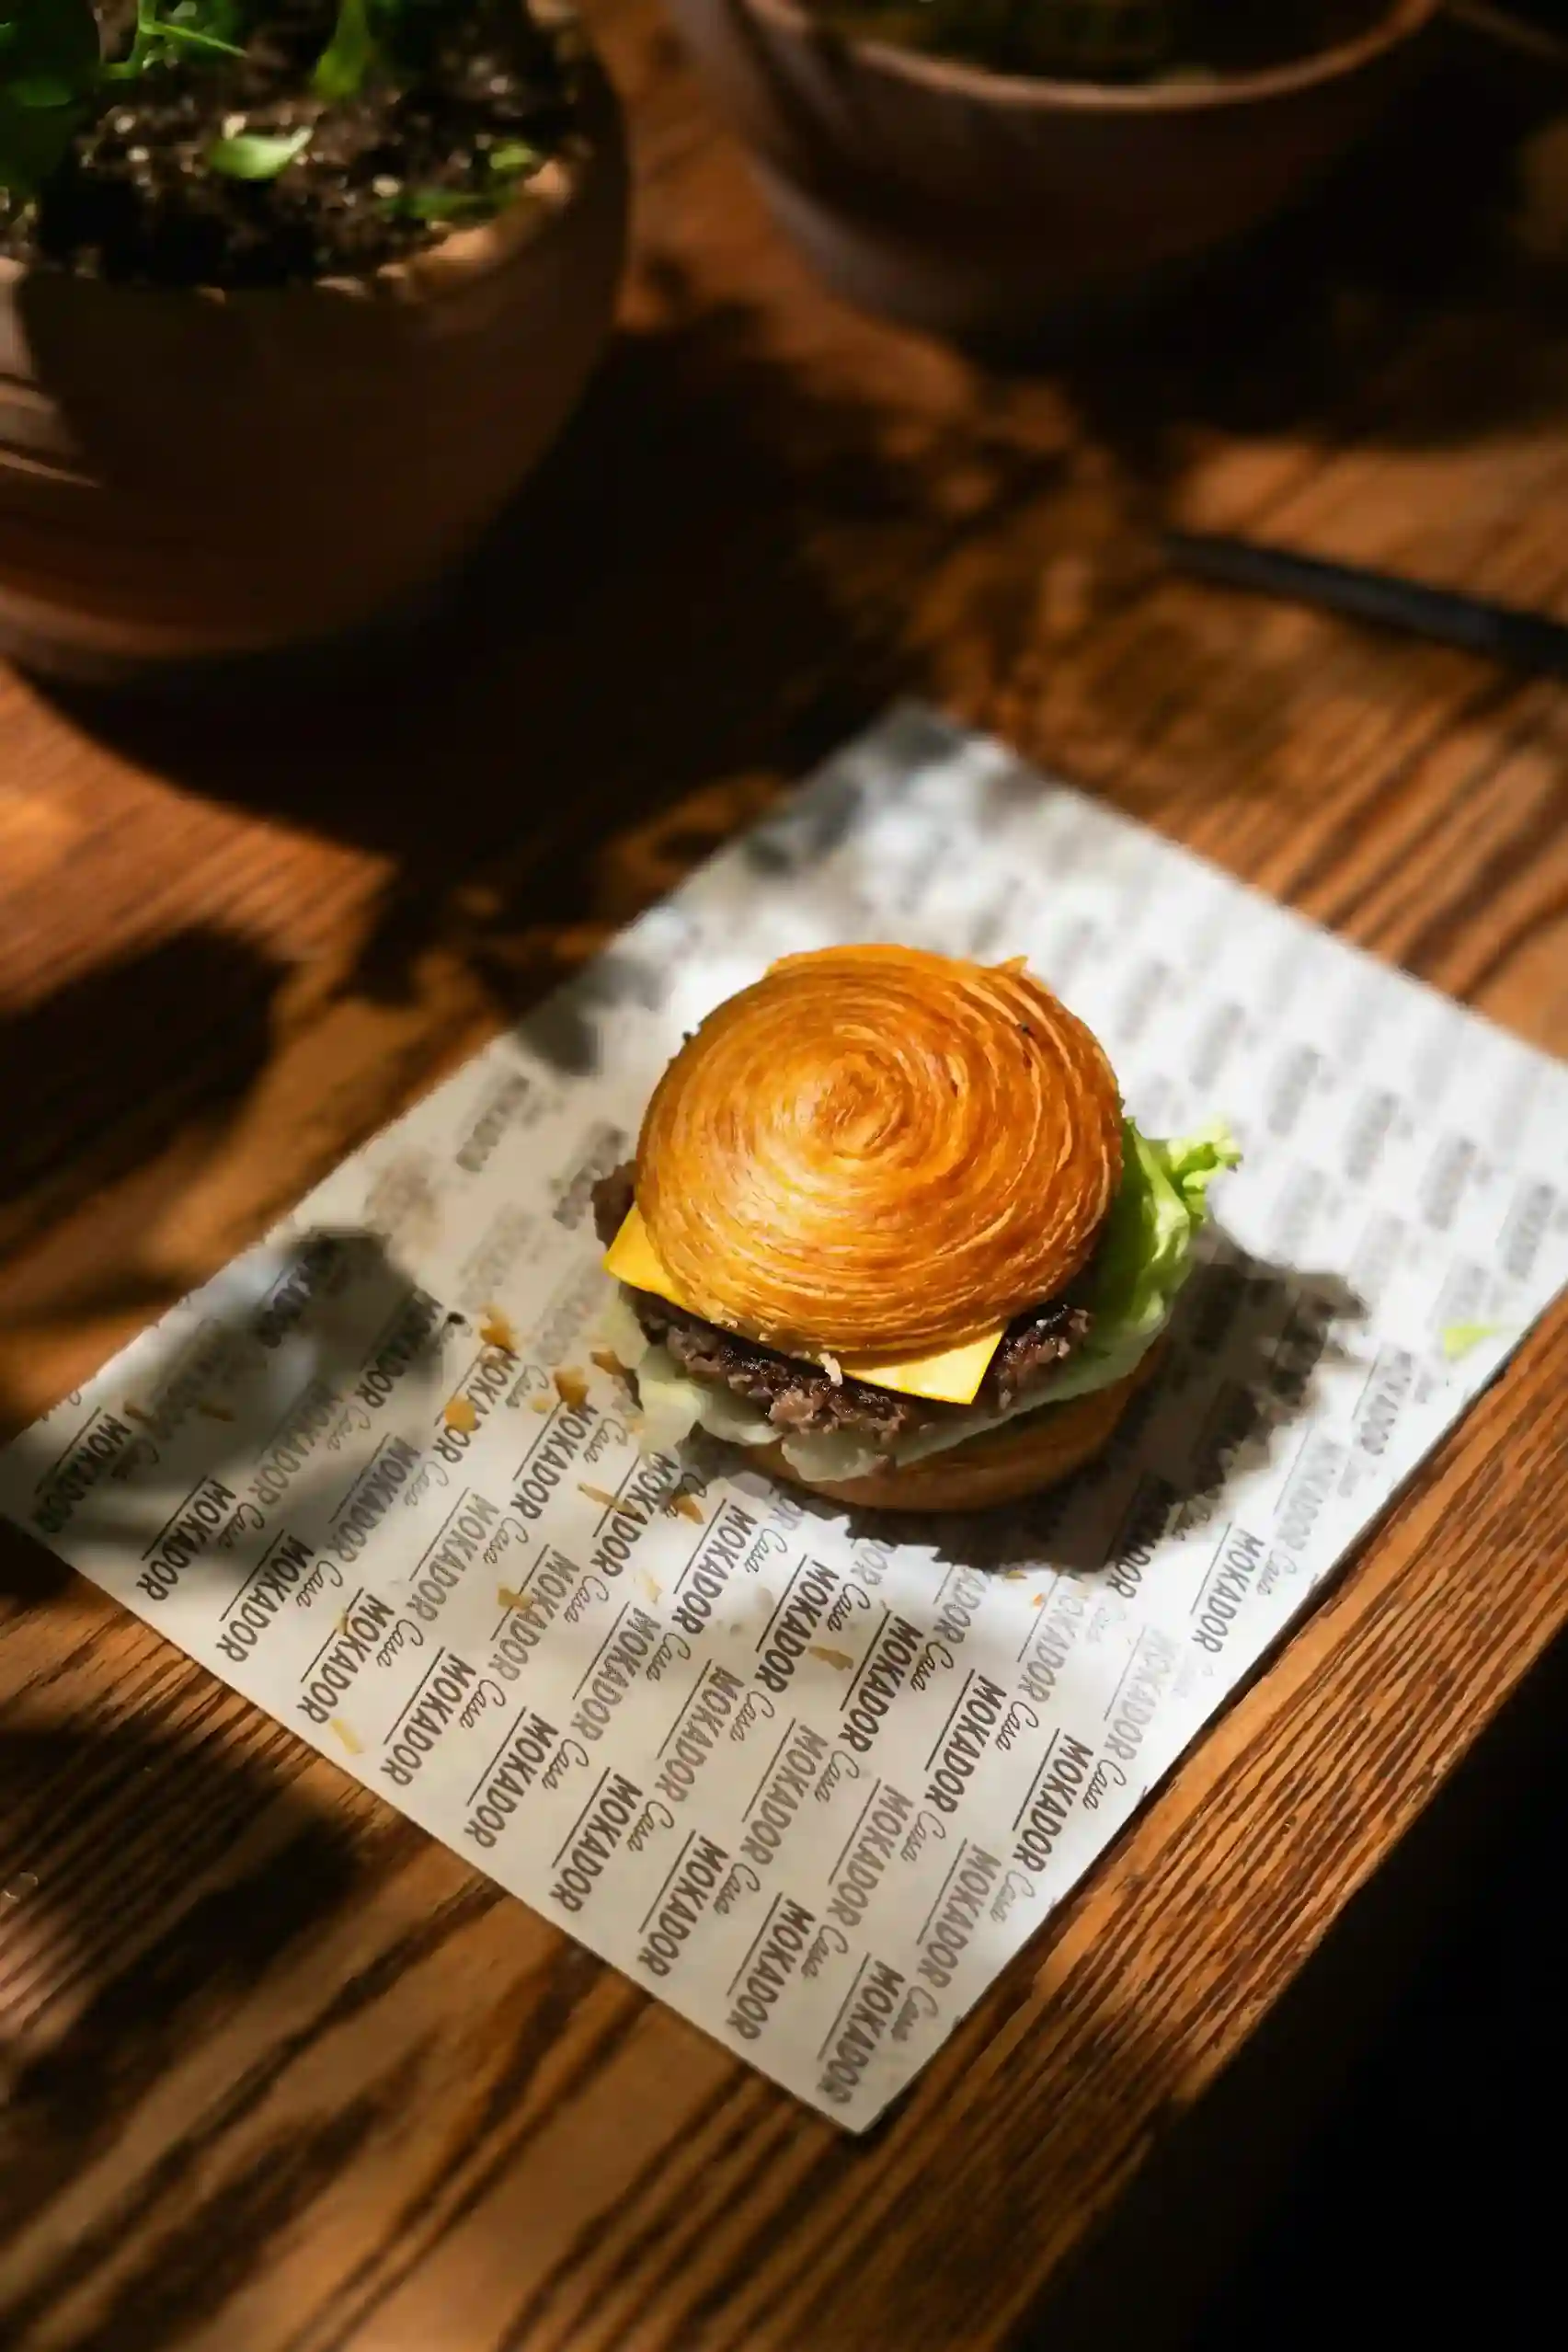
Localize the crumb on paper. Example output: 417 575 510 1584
667 1490 704 1523
807 1645 855 1671
443 1395 479 1433
1001 1568 1030 1582
197 1400 236 1422
330 1718 362 1755
1032 1592 1046 1608
1441 1321 1507 1361
639 1571 662 1604
497 1585 527 1612
480 1305 519 1353
123 1402 153 1426
554 1367 589 1410
531 1394 553 1415
578 1482 619 1508
591 1348 629 1381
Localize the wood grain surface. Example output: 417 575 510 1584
3 9 1567 2348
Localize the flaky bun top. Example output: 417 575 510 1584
635 944 1122 1358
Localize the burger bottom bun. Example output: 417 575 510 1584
751 1351 1158 1515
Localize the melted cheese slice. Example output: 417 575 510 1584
602 1207 1003 1405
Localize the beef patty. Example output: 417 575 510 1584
592 1165 1092 1449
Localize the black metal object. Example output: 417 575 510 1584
1165 530 1568 682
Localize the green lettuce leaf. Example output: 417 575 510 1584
1027 1119 1241 1408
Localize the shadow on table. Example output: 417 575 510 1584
0 927 283 1273
1183 1663 1563 2352
1008 62 1568 488
0 1217 1380 2348
29 272 1045 1009
0 1226 430 1582
0 1703 444 2349
758 1243 1368 1588
1008 1627 1568 2352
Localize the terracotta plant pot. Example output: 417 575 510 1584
666 0 1439 340
0 10 628 680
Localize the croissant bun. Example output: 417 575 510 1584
635 944 1123 1356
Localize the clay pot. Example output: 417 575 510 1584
666 0 1439 340
0 11 628 679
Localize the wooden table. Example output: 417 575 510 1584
3 11 1566 2346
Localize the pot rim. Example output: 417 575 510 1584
0 0 612 309
744 0 1439 113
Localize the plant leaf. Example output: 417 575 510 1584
6 69 73 104
168 0 242 34
487 139 540 179
392 184 494 222
0 91 82 198
155 20 245 58
0 0 99 91
313 0 376 101
0 0 95 197
207 126 313 181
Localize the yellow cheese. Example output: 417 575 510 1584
602 1207 1003 1405
835 1330 1002 1407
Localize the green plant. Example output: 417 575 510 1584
0 0 552 212
0 0 103 195
0 0 301 196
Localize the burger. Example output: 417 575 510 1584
593 944 1236 1512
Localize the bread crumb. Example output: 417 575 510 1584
480 1305 519 1352
667 1490 704 1523
123 1402 153 1426
591 1348 629 1380
1001 1569 1030 1581
807 1645 855 1670
1032 1592 1046 1608
443 1395 478 1433
497 1585 527 1612
640 1571 662 1604
329 1717 363 1754
555 1368 589 1410
578 1482 618 1508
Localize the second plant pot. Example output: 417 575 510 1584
667 0 1439 341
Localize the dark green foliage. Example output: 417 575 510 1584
0 0 550 205
0 0 99 194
